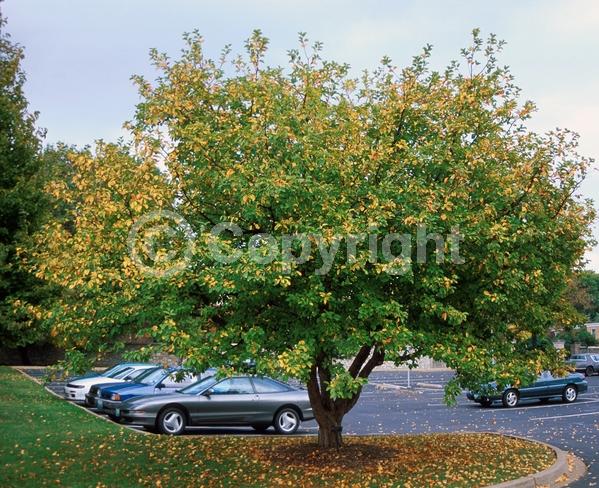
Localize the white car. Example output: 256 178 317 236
64 363 156 402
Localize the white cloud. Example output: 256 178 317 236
538 0 599 36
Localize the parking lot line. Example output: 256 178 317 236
427 403 471 407
478 398 599 412
530 411 599 421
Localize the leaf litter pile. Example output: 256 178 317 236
1 367 555 487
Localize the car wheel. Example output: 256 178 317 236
157 407 187 435
562 385 578 403
108 414 122 423
274 408 300 435
585 366 594 377
480 398 492 408
502 389 519 408
251 424 270 433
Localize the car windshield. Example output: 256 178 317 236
101 364 127 377
138 368 169 385
123 368 151 381
107 367 134 379
537 371 554 381
131 366 160 382
180 376 218 395
113 367 138 379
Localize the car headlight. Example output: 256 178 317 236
111 393 121 401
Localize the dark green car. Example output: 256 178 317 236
467 371 588 408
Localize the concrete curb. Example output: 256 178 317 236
374 382 409 390
483 433 581 488
11 366 151 434
414 382 444 389
8 367 587 485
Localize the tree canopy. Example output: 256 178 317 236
30 29 595 447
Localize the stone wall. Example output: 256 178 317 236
0 340 179 367
0 343 65 366
340 356 448 371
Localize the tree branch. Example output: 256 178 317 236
348 345 372 378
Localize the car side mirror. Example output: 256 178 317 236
156 382 165 389
202 388 214 397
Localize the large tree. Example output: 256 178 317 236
32 30 594 447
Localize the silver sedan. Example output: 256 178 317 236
116 375 314 435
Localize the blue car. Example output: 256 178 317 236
95 367 213 418
85 366 161 407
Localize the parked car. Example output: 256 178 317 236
116 375 313 435
68 363 128 381
64 363 156 402
568 353 599 377
95 367 212 418
85 366 161 407
467 371 588 408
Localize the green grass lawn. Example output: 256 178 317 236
0 366 555 487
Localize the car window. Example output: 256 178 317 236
139 368 169 385
180 376 218 395
201 368 218 378
252 377 292 393
538 371 553 381
211 378 254 395
110 367 134 379
162 372 197 388
571 355 583 360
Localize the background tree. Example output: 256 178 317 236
573 270 599 321
32 30 595 448
555 270 599 352
557 327 597 350
0 9 56 363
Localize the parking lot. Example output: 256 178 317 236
26 368 599 488
353 371 599 488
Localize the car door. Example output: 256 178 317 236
192 377 258 424
541 372 564 396
521 372 551 399
250 377 294 422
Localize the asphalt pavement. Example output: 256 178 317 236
25 368 599 487
349 371 599 488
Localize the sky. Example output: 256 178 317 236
3 0 599 270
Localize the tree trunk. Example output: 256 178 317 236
307 363 346 449
306 346 387 449
316 414 343 449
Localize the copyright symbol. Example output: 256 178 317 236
127 210 194 278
